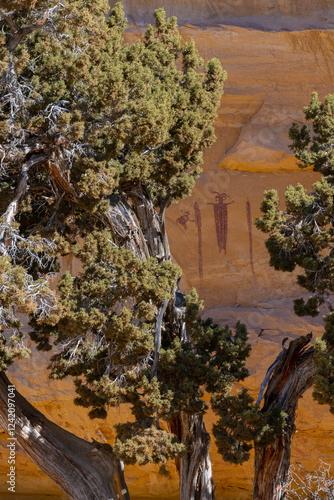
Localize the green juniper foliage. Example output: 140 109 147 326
0 0 291 471
255 92 334 413
0 0 291 475
212 388 287 464
0 0 257 472
0 1 226 224
171 295 287 466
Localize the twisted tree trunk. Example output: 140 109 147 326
171 412 214 500
253 334 315 500
0 371 130 500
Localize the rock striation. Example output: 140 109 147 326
2 1 334 498
122 0 334 30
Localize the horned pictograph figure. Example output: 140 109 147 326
207 190 234 253
176 210 195 230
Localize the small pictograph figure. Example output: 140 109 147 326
207 190 235 254
176 210 195 230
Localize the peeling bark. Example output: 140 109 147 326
253 334 315 500
171 412 214 500
0 371 130 500
128 185 168 260
104 194 149 260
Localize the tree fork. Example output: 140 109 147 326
253 334 315 500
0 371 130 500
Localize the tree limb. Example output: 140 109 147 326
0 9 20 34
0 152 49 245
151 299 169 379
0 371 130 500
1 8 51 52
253 334 315 500
256 352 284 407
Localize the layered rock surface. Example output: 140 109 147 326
122 0 334 29
2 1 334 498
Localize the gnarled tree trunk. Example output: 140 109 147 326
171 412 214 500
253 334 315 500
0 371 130 500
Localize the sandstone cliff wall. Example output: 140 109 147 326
122 0 334 29
1 2 334 498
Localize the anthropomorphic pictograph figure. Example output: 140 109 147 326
207 190 234 253
176 210 195 230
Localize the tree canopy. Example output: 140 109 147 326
0 0 225 220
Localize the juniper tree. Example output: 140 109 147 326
0 1 255 499
252 92 334 499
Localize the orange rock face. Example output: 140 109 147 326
2 3 334 499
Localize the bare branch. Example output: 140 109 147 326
0 223 56 268
0 267 57 329
284 462 334 499
256 350 284 407
151 299 169 379
0 9 20 34
0 152 49 249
